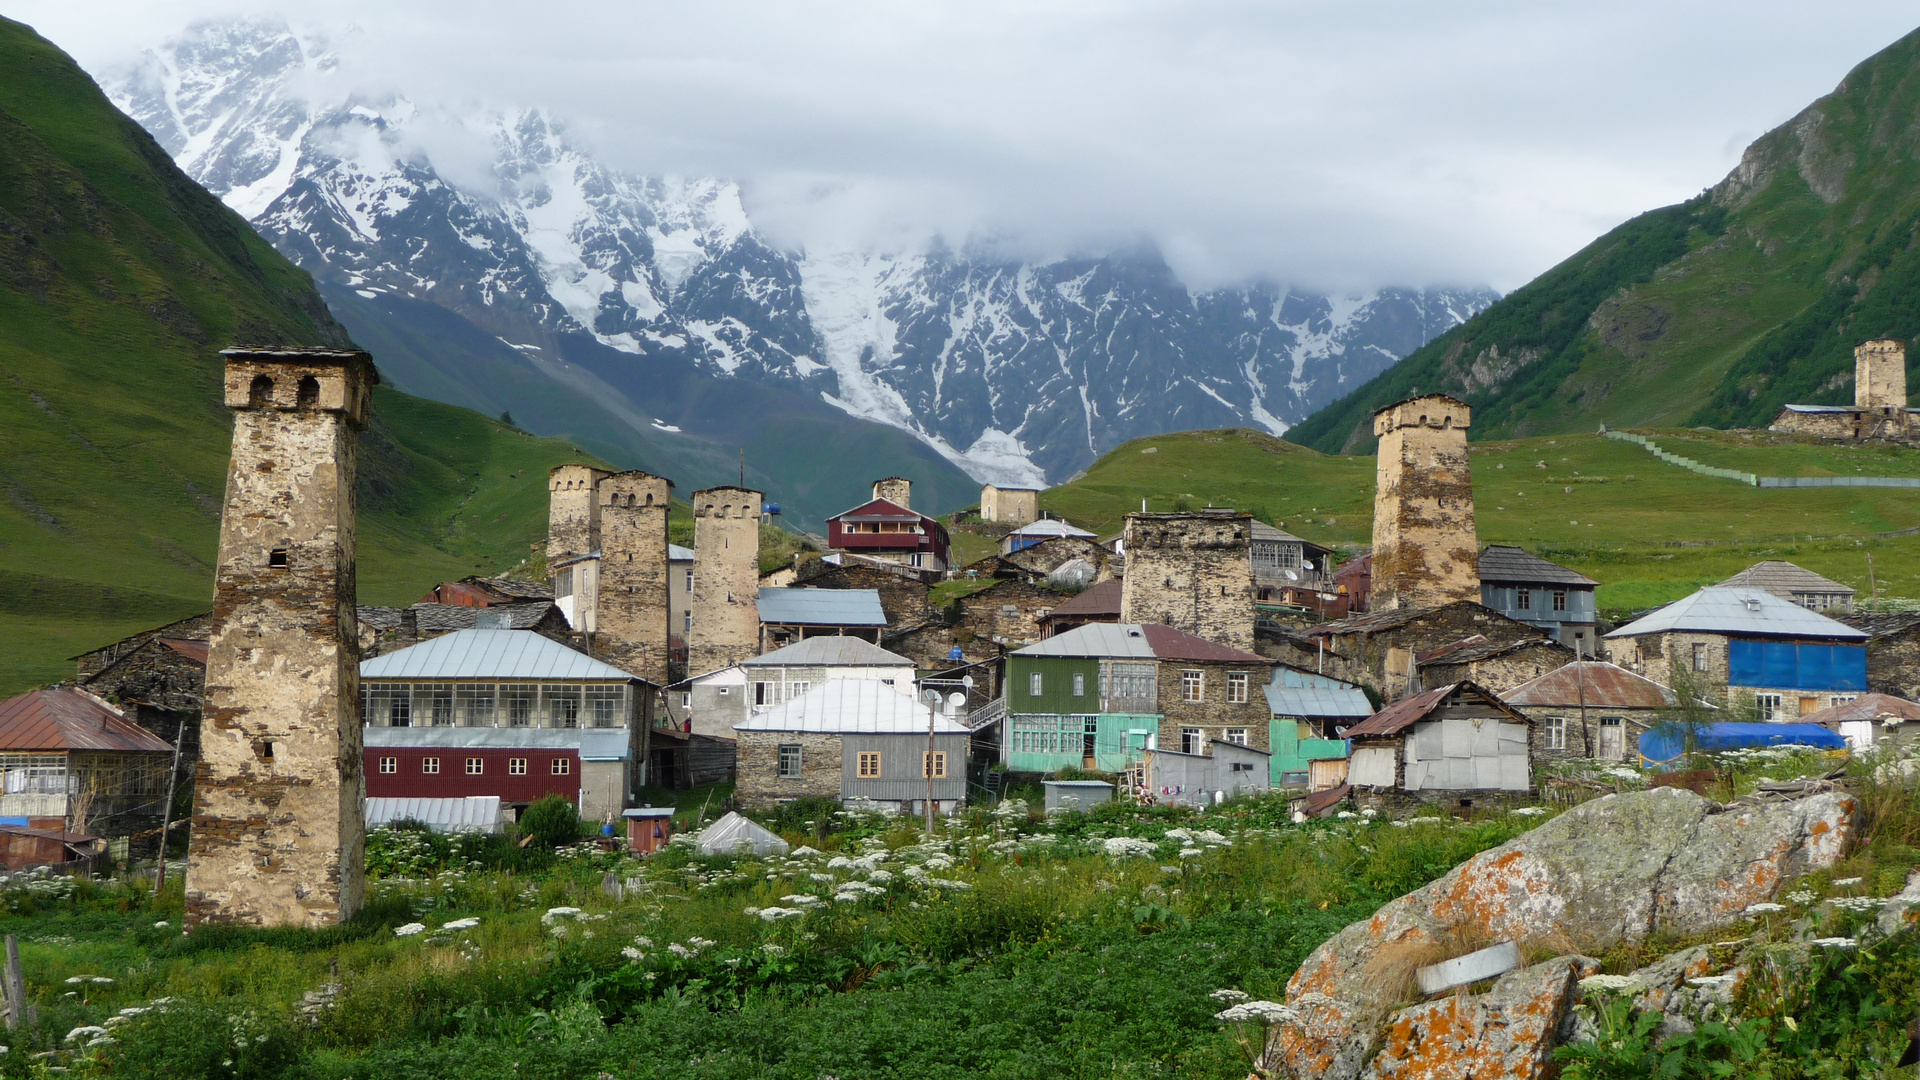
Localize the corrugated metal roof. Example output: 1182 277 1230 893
735 680 968 734
1781 405 1920 415
365 796 504 832
1138 625 1266 662
1716 561 1856 598
1344 681 1532 739
1015 623 1265 662
830 497 921 522
360 630 642 682
1605 587 1868 640
0 688 173 753
1501 661 1679 710
1044 579 1122 619
669 544 696 561
743 636 915 667
1006 520 1096 539
756 588 888 626
1265 683 1375 719
1798 692 1920 726
1477 545 1598 586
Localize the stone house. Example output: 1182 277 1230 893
756 588 889 652
1119 509 1257 651
1606 586 1868 721
1838 611 1920 699
1798 693 1920 751
0 688 174 851
76 634 205 795
1283 601 1554 700
1343 681 1533 810
672 636 918 741
1769 340 1920 441
1250 522 1336 605
733 680 968 813
968 536 1114 581
884 576 1067 680
979 484 1040 524
1499 661 1684 763
1415 635 1576 694
1717 561 1855 614
1477 545 1599 655
1039 579 1123 639
784 559 933 628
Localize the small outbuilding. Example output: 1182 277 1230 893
1343 681 1533 808
1500 661 1688 763
623 807 675 853
1042 779 1115 813
1783 692 1919 751
694 811 789 857
1140 740 1271 809
364 796 504 833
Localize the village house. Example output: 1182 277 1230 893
1769 339 1920 441
1343 681 1534 810
1414 634 1576 694
673 637 918 741
359 629 660 822
1716 561 1856 613
999 519 1098 555
1606 586 1869 721
757 587 889 651
1798 692 1920 751
979 484 1040 525
0 688 174 858
1264 668 1372 790
1039 579 1123 638
733 680 968 814
1276 601 1554 699
967 535 1114 581
1838 610 1920 699
1499 661 1686 763
1250 521 1338 609
782 560 933 628
826 480 952 573
1001 623 1275 772
1137 741 1272 809
1477 545 1599 655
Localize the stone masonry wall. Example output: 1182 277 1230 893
736 731 843 805
981 485 1038 524
188 350 372 929
1856 339 1906 410
597 471 673 685
547 465 609 565
872 477 912 509
689 487 764 675
1371 396 1479 610
1152 659 1275 752
1120 511 1255 651
1866 627 1920 699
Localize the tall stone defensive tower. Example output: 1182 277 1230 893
1119 509 1256 650
1855 339 1907 411
1371 394 1479 611
547 465 611 633
188 347 375 928
597 471 673 685
688 486 763 674
871 476 911 509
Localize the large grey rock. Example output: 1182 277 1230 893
1358 956 1595 1080
1266 788 1853 1080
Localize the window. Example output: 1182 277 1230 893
544 684 582 728
857 752 882 778
367 684 411 727
420 683 454 726
777 744 803 778
1516 588 1532 610
554 568 573 599
681 692 691 710
585 685 624 728
1104 662 1156 709
296 376 319 407
503 685 536 727
466 757 484 775
377 756 396 775
422 757 440 775
1544 716 1566 750
788 681 810 699
754 681 774 706
268 548 289 568
508 758 527 776
551 758 571 776
1831 694 1857 707
1754 693 1783 723
1227 672 1249 704
1181 728 1204 754
923 751 947 778
1029 672 1044 697
1181 670 1204 702
1552 591 1568 612
1072 673 1086 697
455 684 496 727
1691 643 1708 672
1224 728 1249 746
684 610 693 633
686 569 695 591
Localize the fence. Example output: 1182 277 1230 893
1602 429 1920 488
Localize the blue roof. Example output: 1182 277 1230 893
360 629 644 682
1639 722 1847 765
1266 684 1375 720
756 588 887 626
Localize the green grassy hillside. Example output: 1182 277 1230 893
1043 427 1920 617
0 16 596 694
1289 25 1920 453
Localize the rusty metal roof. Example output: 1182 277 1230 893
1344 681 1529 739
158 638 208 665
1016 622 1265 663
1798 692 1920 726
0 688 173 753
1500 661 1678 710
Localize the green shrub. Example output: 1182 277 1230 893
519 795 583 849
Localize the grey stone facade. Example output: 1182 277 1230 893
1120 510 1256 651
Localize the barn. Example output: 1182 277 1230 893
1343 681 1533 810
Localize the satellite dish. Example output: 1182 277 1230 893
923 689 941 702
961 675 975 689
947 692 967 708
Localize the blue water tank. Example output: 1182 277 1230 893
765 503 782 516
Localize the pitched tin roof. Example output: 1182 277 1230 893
1500 661 1679 710
1013 622 1265 663
1264 682 1375 720
669 544 696 561
1477 545 1599 587
1605 587 1867 641
1006 520 1097 540
0 688 173 753
1043 579 1123 619
830 497 922 523
1797 692 1920 726
1716 561 1856 599
742 636 916 667
735 680 968 734
360 629 642 682
756 588 888 626
1344 681 1529 738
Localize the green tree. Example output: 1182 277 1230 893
519 794 583 848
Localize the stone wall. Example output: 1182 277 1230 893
1614 631 1728 689
1856 339 1906 410
1120 510 1255 650
980 485 1038 524
1151 659 1275 752
1298 603 1546 696
1421 641 1575 694
1771 409 1863 439
188 349 372 929
793 562 932 627
597 471 672 685
547 465 609 565
1865 625 1920 699
689 487 763 675
736 731 843 805
1371 396 1480 610
872 477 912 509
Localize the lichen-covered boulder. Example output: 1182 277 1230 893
1265 788 1853 1080
1359 956 1596 1080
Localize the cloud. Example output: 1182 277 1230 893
15 0 1919 292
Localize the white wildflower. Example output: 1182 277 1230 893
1809 937 1857 948
668 943 695 959
1178 847 1204 859
757 907 804 921
540 907 583 925
1833 877 1863 888
1359 808 1377 818
1102 837 1158 858
1744 902 1785 914
1209 989 1251 1004
781 894 825 908
117 1007 149 1017
742 907 763 917
87 1036 116 1047
443 917 480 930
152 921 169 928
1785 889 1816 905
1214 1001 1296 1024
64 1026 108 1043
809 873 835 883
760 944 786 956
866 869 894 884
633 935 654 947
1336 811 1357 820
394 923 426 937
621 947 645 961
790 846 822 857
1512 807 1549 817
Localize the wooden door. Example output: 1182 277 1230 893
1598 718 1624 761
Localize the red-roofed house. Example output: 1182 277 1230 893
826 497 951 572
1501 661 1687 762
0 687 173 846
1344 681 1533 808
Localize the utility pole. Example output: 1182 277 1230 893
925 693 937 835
153 724 185 890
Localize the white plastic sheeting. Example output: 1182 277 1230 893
693 812 790 856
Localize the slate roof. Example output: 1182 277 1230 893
742 636 915 667
1501 661 1680 710
1716 561 1856 599
1013 623 1266 663
468 576 554 601
1797 692 1920 726
1839 611 1920 638
1605 587 1868 641
1043 579 1122 619
735 680 968 734
0 688 173 753
756 588 888 626
410 601 559 634
1477 545 1599 587
1344 682 1529 738
1417 635 1561 666
360 629 643 682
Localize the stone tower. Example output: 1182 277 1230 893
596 471 673 684
1119 509 1255 650
688 486 763 673
1371 394 1480 611
547 465 610 634
1855 339 1907 410
872 476 911 509
187 347 376 928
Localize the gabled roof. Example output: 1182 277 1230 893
1716 561 1856 598
735 680 968 734
360 629 643 682
742 636 915 668
830 497 922 523
1006 519 1096 540
0 688 173 753
1605 587 1868 641
1043 579 1122 620
1477 545 1598 587
465 576 554 601
411 601 559 634
756 588 888 626
669 544 696 562
1343 681 1530 738
1417 635 1565 667
1798 692 1920 727
1501 661 1680 710
1264 678 1374 720
1840 611 1920 638
364 727 631 759
1012 623 1265 663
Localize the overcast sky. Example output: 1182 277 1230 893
11 1 1919 293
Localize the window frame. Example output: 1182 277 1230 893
856 751 882 778
1516 588 1532 611
777 743 803 779
1754 693 1783 723
1181 669 1204 703
1223 728 1249 746
1691 643 1708 672
1181 727 1204 754
1227 672 1249 704
1029 672 1044 697
1544 716 1566 751
422 756 440 775
1552 590 1568 612
465 757 484 776
923 751 947 778
1072 672 1086 697
377 756 397 775
551 757 572 776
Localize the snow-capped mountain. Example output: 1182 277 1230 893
108 20 1495 488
